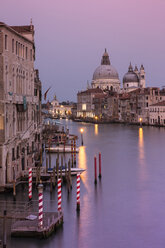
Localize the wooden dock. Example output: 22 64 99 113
11 211 63 238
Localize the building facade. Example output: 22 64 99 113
0 22 42 190
149 101 165 126
77 88 104 118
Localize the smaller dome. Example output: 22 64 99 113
123 63 139 83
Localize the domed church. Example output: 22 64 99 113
123 63 145 92
91 49 120 92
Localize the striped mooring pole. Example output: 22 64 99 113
99 152 102 179
38 183 43 228
28 168 32 200
74 138 76 164
76 173 80 211
94 156 97 184
58 178 62 212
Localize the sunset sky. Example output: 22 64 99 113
1 0 165 101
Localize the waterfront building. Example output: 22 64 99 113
49 96 73 118
149 101 165 126
119 87 165 124
77 88 104 118
93 90 119 121
0 21 42 190
118 93 131 122
91 49 120 92
123 63 146 92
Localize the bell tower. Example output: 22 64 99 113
139 64 145 88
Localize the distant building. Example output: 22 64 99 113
77 88 104 118
123 63 145 92
91 49 120 92
0 21 42 190
50 95 73 118
119 87 165 124
149 101 165 126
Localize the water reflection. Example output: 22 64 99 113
138 127 147 181
94 124 98 135
139 127 144 161
78 146 87 184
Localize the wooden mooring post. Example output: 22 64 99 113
46 156 48 171
56 158 59 182
3 210 7 248
13 168 16 201
74 138 76 165
71 140 73 167
49 153 51 168
50 173 53 193
53 166 56 188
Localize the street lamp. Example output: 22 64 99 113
80 128 84 146
139 117 142 126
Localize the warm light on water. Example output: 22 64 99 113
138 127 144 161
94 124 98 135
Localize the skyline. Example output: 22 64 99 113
1 0 165 101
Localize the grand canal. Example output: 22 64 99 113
1 120 165 248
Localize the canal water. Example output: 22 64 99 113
1 120 165 248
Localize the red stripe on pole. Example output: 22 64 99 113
29 168 32 200
76 173 80 211
58 178 62 212
99 152 102 178
38 190 43 228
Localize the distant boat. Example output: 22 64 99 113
45 145 79 153
47 167 85 175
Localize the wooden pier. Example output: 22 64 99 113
11 211 63 238
0 201 63 241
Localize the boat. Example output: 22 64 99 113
47 167 85 175
45 145 79 153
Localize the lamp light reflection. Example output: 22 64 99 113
138 127 147 181
78 146 87 185
95 124 98 135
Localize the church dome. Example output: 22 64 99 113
123 63 139 83
93 65 119 80
93 49 119 80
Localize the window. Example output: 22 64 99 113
27 144 29 154
26 47 28 59
16 41 18 55
5 35 8 50
17 146 19 159
23 45 24 58
12 148 15 161
32 142 34 152
34 88 37 96
82 104 86 110
12 39 14 53
30 49 32 61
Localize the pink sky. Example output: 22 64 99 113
1 0 165 101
